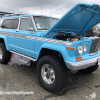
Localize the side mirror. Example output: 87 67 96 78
27 27 34 31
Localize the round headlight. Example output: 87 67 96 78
84 44 87 52
77 45 84 55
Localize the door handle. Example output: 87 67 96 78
31 31 34 34
16 30 20 32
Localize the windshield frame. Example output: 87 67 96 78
33 16 59 31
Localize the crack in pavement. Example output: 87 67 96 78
39 80 99 100
94 85 100 88
75 81 96 90
39 87 78 100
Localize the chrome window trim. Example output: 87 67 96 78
31 16 37 31
17 17 21 30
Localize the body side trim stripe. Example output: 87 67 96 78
0 32 72 46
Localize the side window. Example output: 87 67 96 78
19 18 34 31
1 19 13 29
1 19 19 29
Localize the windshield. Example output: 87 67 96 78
34 16 59 30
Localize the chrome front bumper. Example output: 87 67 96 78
66 56 100 71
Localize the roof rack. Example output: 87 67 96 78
3 14 24 17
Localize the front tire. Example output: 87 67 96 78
37 55 68 93
0 43 11 64
79 64 98 74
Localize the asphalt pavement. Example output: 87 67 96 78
0 63 100 100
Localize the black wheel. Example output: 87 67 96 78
37 55 68 93
79 64 98 74
0 43 11 64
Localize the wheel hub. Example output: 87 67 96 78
41 64 55 84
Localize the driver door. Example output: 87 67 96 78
10 17 36 58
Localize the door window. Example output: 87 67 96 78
19 18 34 31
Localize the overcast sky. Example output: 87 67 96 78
0 0 100 18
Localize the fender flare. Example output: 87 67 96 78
37 43 69 64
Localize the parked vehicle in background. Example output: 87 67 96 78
93 23 100 36
0 3 100 93
86 23 100 37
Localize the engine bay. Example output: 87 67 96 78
53 32 81 41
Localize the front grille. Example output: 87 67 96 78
89 38 100 55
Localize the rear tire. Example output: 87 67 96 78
79 64 98 74
0 43 11 64
37 55 68 93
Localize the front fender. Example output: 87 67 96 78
37 42 70 64
0 35 9 50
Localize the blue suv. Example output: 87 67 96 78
0 3 100 92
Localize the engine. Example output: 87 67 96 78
53 32 80 41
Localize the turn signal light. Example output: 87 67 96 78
66 46 74 50
76 57 82 61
